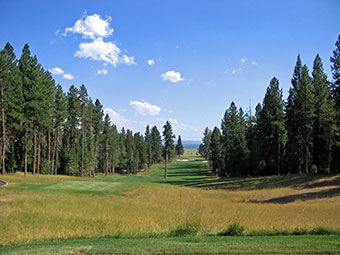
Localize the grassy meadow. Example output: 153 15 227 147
1 153 340 253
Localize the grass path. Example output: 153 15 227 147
1 235 339 255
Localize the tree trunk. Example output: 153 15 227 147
48 131 51 174
37 135 41 175
51 130 57 175
105 139 108 176
55 133 59 175
33 132 37 175
111 151 115 174
24 137 28 177
93 138 98 178
1 85 6 175
81 119 85 177
164 151 168 179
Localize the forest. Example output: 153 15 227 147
0 43 184 177
199 35 340 177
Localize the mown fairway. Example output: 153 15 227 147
1 156 340 254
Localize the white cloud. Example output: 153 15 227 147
161 71 184 83
75 37 135 66
241 58 247 63
97 69 108 75
63 73 74 80
50 67 64 75
49 67 74 80
176 45 180 49
148 59 155 66
252 61 257 65
130 101 161 116
120 55 136 65
65 13 113 39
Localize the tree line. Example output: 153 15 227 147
199 35 340 176
0 43 184 177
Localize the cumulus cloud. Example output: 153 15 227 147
97 69 108 75
64 13 136 67
63 73 74 80
49 67 74 80
148 59 155 66
50 67 64 75
121 55 136 65
130 101 161 116
65 13 113 39
74 37 135 67
161 71 184 83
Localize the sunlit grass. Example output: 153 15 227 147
0 157 340 246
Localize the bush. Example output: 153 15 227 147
219 222 244 236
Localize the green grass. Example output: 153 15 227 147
1 235 339 255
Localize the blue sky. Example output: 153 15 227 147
1 0 339 140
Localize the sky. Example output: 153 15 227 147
1 0 340 141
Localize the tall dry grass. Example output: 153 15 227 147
1 180 340 246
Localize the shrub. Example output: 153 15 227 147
219 222 244 236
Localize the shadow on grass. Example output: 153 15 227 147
253 186 340 204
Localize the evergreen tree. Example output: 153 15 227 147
103 114 111 176
0 43 24 174
258 77 285 175
126 129 137 174
144 125 152 170
210 127 224 175
150 125 162 164
312 55 336 173
79 84 88 177
93 99 103 176
330 35 340 172
201 127 212 166
286 55 302 174
221 102 248 176
163 121 175 179
175 135 184 156
295 65 315 173
51 84 66 175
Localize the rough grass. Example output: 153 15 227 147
1 235 340 255
0 157 340 247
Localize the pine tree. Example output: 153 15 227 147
103 114 111 176
175 135 184 156
163 121 175 179
201 127 212 165
312 55 336 173
144 125 152 170
286 55 302 174
93 99 103 177
51 85 66 175
79 84 88 177
258 77 285 175
150 125 162 164
296 65 315 173
221 102 248 176
210 127 224 175
330 35 340 172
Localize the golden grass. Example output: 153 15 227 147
1 178 340 246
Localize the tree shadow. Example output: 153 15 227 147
252 187 340 204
